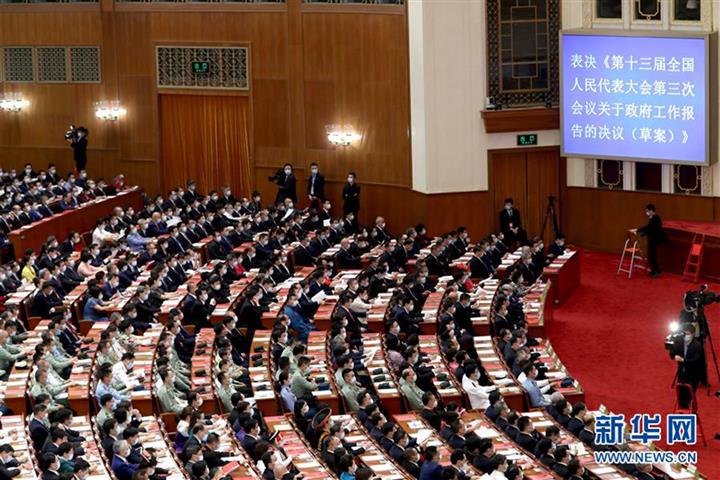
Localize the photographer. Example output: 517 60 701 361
674 323 704 401
270 163 296 205
66 126 88 173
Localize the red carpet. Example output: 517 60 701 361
547 250 720 477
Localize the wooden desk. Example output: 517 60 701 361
264 415 337 480
416 335 463 407
529 339 584 406
8 187 143 255
190 328 220 415
248 330 279 417
306 331 341 413
361 333 403 414
459 411 561 479
2 415 40 480
472 336 524 412
543 250 581 306
522 410 635 480
2 321 48 416
333 414 411 479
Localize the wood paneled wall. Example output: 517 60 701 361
0 1 410 222
562 187 720 252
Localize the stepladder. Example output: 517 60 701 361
617 230 646 278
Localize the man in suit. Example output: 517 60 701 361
29 404 51 450
306 162 325 209
499 198 527 246
273 163 297 204
336 238 361 269
110 440 138 480
637 203 665 277
68 127 88 172
674 323 705 402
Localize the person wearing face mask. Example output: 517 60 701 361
547 235 567 259
342 172 360 226
635 203 665 277
272 163 297 205
40 452 62 480
306 162 325 209
674 323 703 403
499 198 527 247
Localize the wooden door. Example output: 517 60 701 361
490 147 562 245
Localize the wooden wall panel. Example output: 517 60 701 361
563 187 717 252
489 150 528 228
525 149 562 244
0 1 409 205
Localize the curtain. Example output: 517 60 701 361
160 94 252 197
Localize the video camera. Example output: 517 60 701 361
665 285 720 356
267 168 284 184
64 124 78 141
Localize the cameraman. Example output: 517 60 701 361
674 323 703 401
67 126 88 173
271 163 296 205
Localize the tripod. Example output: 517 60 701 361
696 304 720 391
540 195 560 241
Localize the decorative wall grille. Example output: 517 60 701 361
70 47 101 83
157 46 249 90
37 47 67 82
3 47 34 82
0 46 100 83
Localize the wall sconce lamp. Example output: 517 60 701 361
326 124 361 147
0 94 28 112
95 101 126 121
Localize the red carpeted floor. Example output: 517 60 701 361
547 250 720 477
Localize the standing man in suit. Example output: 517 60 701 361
637 203 665 277
499 198 527 246
273 163 297 204
342 172 360 227
306 162 325 210
68 127 88 173
674 324 704 402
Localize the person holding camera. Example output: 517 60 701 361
271 163 296 205
66 126 89 173
674 323 704 399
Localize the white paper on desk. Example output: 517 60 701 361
407 421 425 430
296 461 321 469
311 290 327 303
475 427 502 438
363 347 377 363
590 467 617 474
273 423 293 432
414 429 434 444
323 219 331 227
363 455 385 462
371 463 395 472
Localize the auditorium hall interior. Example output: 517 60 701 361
1 0 720 479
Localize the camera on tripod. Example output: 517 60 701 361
64 124 79 141
665 285 719 355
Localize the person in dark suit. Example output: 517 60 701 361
637 203 665 277
674 323 705 400
400 449 421 479
30 282 63 318
273 163 297 204
468 245 493 279
110 441 138 480
342 172 360 220
419 447 443 480
306 163 325 209
29 405 51 450
499 198 527 246
68 128 88 172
